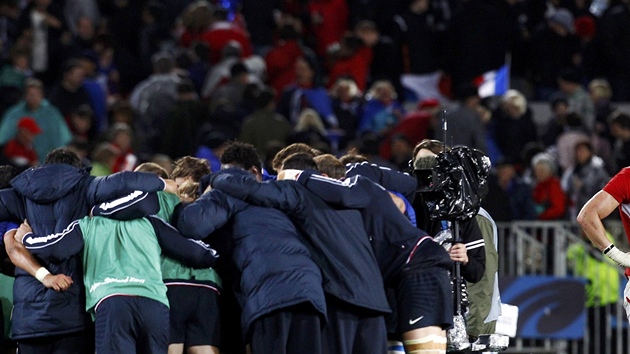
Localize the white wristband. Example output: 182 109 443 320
604 245 630 267
35 267 50 283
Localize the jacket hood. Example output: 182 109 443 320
11 164 91 203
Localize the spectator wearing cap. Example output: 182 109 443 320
240 87 291 157
558 68 594 130
597 0 630 101
530 8 581 100
0 78 72 163
3 116 42 168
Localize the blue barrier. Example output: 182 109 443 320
500 276 586 340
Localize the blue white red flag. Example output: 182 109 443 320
474 64 510 98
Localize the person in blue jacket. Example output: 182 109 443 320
209 153 390 354
0 148 176 354
177 141 327 354
12 195 218 354
296 154 454 354
0 164 70 351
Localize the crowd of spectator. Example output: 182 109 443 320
0 0 628 225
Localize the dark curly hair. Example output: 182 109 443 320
220 141 262 171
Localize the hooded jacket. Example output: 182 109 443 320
0 163 165 339
178 176 326 337
209 168 390 314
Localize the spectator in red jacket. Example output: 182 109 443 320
308 0 349 57
531 152 568 220
202 7 253 64
326 33 372 92
3 116 42 168
264 23 305 95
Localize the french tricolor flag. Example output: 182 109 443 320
474 64 510 98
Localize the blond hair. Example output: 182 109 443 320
367 80 397 100
588 79 612 101
501 89 527 117
294 108 326 134
330 77 360 98
177 180 199 202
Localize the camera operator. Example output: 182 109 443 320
411 139 486 284
410 139 505 349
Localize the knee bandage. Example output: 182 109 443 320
403 335 447 354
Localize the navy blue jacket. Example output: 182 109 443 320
177 174 326 337
209 168 390 314
297 171 452 283
0 164 166 339
345 161 417 202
